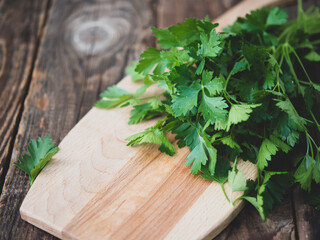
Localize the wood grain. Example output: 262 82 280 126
0 0 157 239
0 0 49 192
294 187 320 240
215 195 296 240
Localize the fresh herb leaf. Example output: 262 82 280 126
15 136 59 186
228 160 248 204
125 61 145 81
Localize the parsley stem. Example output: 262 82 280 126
232 196 243 206
220 183 230 204
224 71 233 105
283 45 304 95
289 45 313 84
306 132 314 159
257 33 263 45
138 93 163 101
310 111 320 133
224 71 233 92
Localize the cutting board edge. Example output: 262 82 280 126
19 186 246 240
202 200 245 240
20 207 63 239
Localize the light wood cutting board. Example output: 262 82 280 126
20 0 292 239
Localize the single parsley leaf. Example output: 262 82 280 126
228 160 248 204
171 86 200 116
305 51 320 62
295 152 320 191
135 48 163 75
242 7 270 32
197 29 222 58
125 61 146 81
168 18 218 46
275 98 307 130
201 158 231 184
257 138 278 170
220 135 241 150
266 7 288 26
186 132 217 175
172 122 199 149
126 121 176 156
129 103 160 125
202 70 224 96
95 85 134 109
100 85 131 99
242 171 293 221
151 27 179 49
136 47 188 75
15 136 59 186
226 104 261 131
231 61 248 75
199 95 228 123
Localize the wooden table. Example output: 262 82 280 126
0 0 319 239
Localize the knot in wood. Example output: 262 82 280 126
68 12 132 56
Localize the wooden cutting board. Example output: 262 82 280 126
20 0 291 239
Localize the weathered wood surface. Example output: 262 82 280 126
0 0 49 193
0 0 319 239
294 187 320 240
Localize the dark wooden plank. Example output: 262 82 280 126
0 0 157 239
293 187 320 240
0 0 49 193
215 195 296 240
157 0 241 28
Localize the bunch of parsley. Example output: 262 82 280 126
100 3 319 219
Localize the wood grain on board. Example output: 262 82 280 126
0 0 49 191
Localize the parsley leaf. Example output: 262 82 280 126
15 136 59 186
199 95 228 123
126 120 176 156
171 85 200 116
266 7 288 26
186 130 217 175
197 29 222 58
125 61 145 81
228 160 248 204
242 172 293 221
226 104 261 131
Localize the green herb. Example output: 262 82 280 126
15 136 59 186
96 1 320 220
